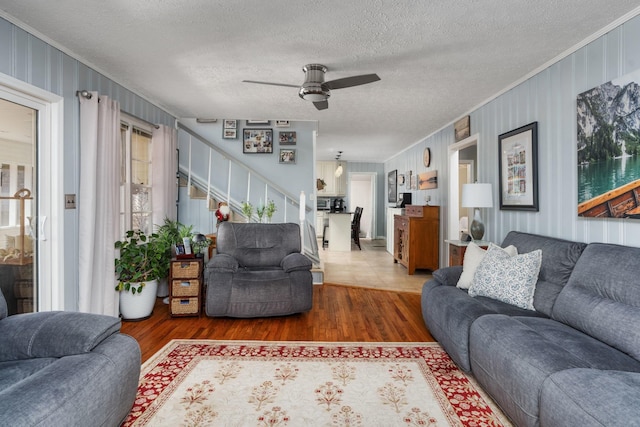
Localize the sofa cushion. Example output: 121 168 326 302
552 242 640 361
500 231 587 316
456 242 517 289
421 278 546 372
216 222 302 268
468 246 542 310
469 314 640 427
540 369 640 427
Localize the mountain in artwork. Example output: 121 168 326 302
577 79 640 164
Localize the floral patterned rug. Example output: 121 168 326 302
122 340 512 426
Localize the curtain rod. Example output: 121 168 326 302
76 89 160 129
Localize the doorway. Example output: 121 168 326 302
0 74 64 313
349 172 376 239
447 134 479 241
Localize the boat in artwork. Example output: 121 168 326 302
578 178 640 218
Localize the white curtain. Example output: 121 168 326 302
78 92 121 316
152 125 178 225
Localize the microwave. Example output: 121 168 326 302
317 199 331 209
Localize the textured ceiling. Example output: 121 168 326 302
1 1 639 161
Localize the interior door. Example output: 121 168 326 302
0 98 37 314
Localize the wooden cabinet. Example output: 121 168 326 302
393 205 439 274
169 258 203 317
446 240 490 266
316 161 346 196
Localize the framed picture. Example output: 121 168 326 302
454 115 470 142
275 120 290 127
418 170 438 190
279 148 296 164
243 128 273 153
388 170 397 203
222 128 237 139
499 122 539 211
246 120 270 125
279 131 297 145
223 119 237 129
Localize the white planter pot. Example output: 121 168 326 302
119 279 158 321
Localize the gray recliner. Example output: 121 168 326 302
205 222 313 318
0 288 141 427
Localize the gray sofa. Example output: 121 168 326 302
422 231 640 427
0 288 141 427
205 222 313 318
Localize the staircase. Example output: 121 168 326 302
176 124 321 279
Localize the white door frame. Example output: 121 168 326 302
0 73 65 311
447 133 479 241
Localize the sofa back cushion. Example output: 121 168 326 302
552 243 640 361
0 288 7 319
501 231 587 316
216 222 301 268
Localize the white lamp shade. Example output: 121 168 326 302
461 183 493 208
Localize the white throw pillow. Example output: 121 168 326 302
456 242 517 289
468 245 542 311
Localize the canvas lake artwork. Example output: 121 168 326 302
577 69 640 218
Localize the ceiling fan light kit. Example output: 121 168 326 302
243 63 380 110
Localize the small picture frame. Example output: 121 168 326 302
279 149 296 164
275 120 290 127
454 116 471 142
223 119 237 129
279 131 297 145
246 120 270 125
243 128 273 153
222 128 237 139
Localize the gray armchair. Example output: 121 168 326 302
0 288 140 426
205 222 313 318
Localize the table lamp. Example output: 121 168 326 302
461 183 493 241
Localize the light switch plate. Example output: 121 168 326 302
65 194 76 209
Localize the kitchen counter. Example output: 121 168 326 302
327 212 352 251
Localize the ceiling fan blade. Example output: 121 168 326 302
313 100 329 110
324 74 380 90
242 80 299 88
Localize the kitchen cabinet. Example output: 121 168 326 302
316 161 346 197
393 205 439 274
316 211 327 237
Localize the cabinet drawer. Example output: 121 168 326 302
171 297 199 316
171 260 201 278
405 205 424 217
171 279 200 297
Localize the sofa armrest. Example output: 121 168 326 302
207 253 239 272
432 266 463 287
281 253 312 272
0 311 121 361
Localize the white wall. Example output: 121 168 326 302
386 14 640 267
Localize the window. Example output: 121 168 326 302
120 115 153 235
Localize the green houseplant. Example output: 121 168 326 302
114 229 164 294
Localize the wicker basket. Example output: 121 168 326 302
171 279 200 296
171 297 199 315
172 260 200 278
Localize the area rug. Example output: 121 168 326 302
122 340 512 426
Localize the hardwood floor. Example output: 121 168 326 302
122 284 434 362
121 239 436 362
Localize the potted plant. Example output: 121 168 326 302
241 201 253 222
266 199 277 222
154 218 183 297
115 229 165 320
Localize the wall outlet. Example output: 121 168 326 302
65 194 76 209
425 195 431 204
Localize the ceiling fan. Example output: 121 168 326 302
242 64 380 110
